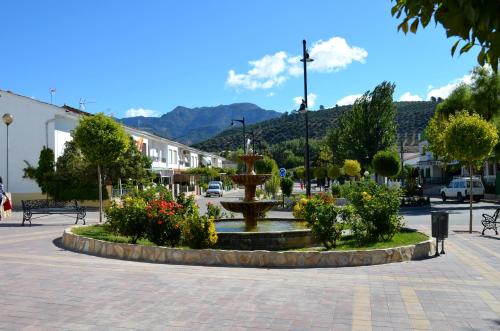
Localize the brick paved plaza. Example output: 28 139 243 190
0 208 499 330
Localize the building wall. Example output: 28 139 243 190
0 92 78 195
0 90 230 201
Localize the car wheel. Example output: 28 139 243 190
457 192 464 203
474 196 481 202
441 192 447 202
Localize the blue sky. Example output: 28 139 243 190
2 0 478 118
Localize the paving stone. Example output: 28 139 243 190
0 211 499 329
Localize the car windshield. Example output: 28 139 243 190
208 185 219 189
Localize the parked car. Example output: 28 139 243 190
440 177 484 202
206 184 223 197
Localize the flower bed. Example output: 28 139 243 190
63 225 432 268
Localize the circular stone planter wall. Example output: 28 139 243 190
62 226 434 268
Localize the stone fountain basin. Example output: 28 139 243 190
230 174 270 186
220 200 277 214
215 218 317 251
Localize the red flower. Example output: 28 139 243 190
157 220 163 225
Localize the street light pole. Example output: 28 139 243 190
231 117 246 153
2 113 14 191
300 39 313 197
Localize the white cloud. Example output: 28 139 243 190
267 92 275 97
125 108 161 117
309 37 368 73
293 93 317 108
226 51 289 90
336 94 363 106
399 92 423 101
426 74 472 100
226 37 367 90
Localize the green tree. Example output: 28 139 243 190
425 67 500 160
444 111 498 232
372 150 401 178
435 84 473 118
107 137 153 186
391 0 500 72
294 166 305 180
255 155 275 174
470 66 500 121
23 147 55 197
264 158 280 198
73 113 129 222
332 82 397 166
280 177 294 207
344 159 361 178
327 165 342 180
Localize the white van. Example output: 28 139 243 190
440 177 484 202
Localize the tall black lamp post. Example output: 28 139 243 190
300 39 313 197
2 113 13 191
231 117 246 153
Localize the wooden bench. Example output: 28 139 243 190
21 199 86 227
481 208 499 235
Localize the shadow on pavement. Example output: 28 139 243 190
481 234 500 240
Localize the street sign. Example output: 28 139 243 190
279 168 286 178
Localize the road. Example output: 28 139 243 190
198 188 497 232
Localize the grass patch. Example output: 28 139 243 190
72 225 156 246
73 225 428 252
292 230 428 251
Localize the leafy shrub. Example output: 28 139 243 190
182 214 218 249
327 165 342 180
145 199 182 246
292 196 309 219
331 184 341 197
128 185 173 203
341 180 403 241
308 204 355 249
280 177 294 197
343 159 361 177
372 150 400 178
105 196 148 244
176 193 199 217
313 167 327 180
206 202 223 219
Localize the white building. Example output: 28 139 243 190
0 90 227 204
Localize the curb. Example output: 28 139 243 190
62 226 434 268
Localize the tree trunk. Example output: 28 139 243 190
98 164 103 223
469 163 473 234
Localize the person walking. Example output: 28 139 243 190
0 177 7 221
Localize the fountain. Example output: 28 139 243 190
217 154 316 250
220 154 277 228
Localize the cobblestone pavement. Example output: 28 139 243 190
0 208 499 330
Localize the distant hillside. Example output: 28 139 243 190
193 101 437 152
120 103 281 145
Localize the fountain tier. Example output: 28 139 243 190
220 154 278 228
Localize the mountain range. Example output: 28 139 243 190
120 103 281 145
193 101 438 152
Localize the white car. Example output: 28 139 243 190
206 184 223 197
440 177 484 203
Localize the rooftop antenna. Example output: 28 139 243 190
79 98 96 111
49 88 56 104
